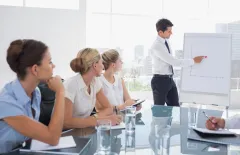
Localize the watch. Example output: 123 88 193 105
92 114 98 119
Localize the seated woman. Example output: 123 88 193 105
63 48 122 129
0 39 65 153
100 49 142 111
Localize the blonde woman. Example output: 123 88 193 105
100 49 142 111
63 48 122 129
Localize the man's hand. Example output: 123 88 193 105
193 56 206 63
205 117 225 130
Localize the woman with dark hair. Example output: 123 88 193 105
0 39 65 153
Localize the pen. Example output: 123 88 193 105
202 111 216 125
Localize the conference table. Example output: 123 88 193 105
6 101 240 155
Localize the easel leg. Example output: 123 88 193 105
226 106 229 118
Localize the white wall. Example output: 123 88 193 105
0 4 86 88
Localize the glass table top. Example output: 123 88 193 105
6 102 240 155
62 104 240 155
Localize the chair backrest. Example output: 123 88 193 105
38 81 57 126
38 78 97 126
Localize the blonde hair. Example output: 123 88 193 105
102 49 120 70
70 48 101 74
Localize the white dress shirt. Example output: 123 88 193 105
100 74 124 106
150 36 194 75
63 74 102 118
225 115 240 129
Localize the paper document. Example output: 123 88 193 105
111 122 125 130
192 127 236 135
30 136 76 151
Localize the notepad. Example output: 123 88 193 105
188 127 239 145
20 136 92 155
192 127 236 136
111 122 125 130
30 136 76 151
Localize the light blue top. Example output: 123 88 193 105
0 79 41 153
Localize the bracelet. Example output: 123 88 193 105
114 106 118 114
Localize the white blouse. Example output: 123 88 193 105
64 74 102 118
100 74 124 106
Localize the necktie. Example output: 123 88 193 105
165 40 174 75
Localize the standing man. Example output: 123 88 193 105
150 18 205 106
